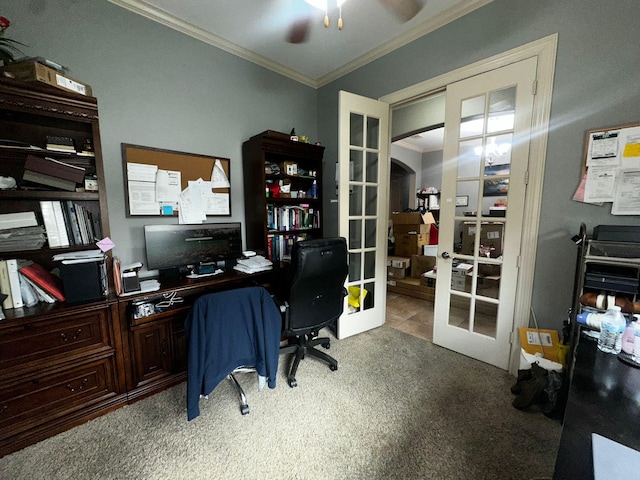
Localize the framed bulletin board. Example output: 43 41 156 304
578 122 640 214
121 143 231 218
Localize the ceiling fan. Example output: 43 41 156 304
287 0 425 44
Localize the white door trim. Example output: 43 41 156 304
380 34 558 374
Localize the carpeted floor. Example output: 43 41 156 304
0 326 561 480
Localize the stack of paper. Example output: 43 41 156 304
52 249 105 264
234 255 273 274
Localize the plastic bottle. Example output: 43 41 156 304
576 311 606 330
621 320 636 354
597 306 626 354
633 321 640 362
310 180 317 199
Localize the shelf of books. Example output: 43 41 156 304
0 77 111 319
242 130 325 263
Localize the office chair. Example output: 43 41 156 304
184 286 282 420
279 237 348 387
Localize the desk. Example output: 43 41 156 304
117 269 274 403
553 332 640 479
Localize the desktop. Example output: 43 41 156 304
144 222 243 277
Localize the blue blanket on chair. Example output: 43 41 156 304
185 286 281 420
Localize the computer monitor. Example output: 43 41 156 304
144 222 243 275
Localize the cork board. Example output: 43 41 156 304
121 143 231 217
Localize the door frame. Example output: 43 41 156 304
380 34 557 374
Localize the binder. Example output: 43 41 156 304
40 201 61 247
0 260 14 309
5 259 24 308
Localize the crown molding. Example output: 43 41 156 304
315 0 493 87
107 0 319 88
109 0 493 89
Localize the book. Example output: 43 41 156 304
45 135 76 153
18 273 39 307
40 200 62 247
24 155 85 183
0 211 38 231
23 170 77 191
19 274 56 304
5 259 24 308
18 262 65 302
51 201 71 247
65 201 83 245
0 260 15 309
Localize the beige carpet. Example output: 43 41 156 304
0 326 561 480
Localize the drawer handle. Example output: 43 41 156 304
0 405 7 414
60 329 83 342
67 378 88 393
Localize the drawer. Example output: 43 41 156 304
0 308 112 372
0 356 118 438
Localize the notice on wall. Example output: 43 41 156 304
575 123 640 214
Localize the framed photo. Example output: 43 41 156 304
483 178 509 196
456 195 469 206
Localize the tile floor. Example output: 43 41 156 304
386 291 498 341
386 291 434 342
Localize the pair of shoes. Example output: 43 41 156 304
510 369 533 395
512 363 549 410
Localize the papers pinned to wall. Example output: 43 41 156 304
122 144 232 219
574 123 640 214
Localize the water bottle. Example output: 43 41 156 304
309 180 317 199
598 306 626 354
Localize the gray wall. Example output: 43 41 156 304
319 0 640 329
7 0 640 330
6 0 318 271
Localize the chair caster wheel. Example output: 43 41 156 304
322 342 330 349
241 405 250 415
288 378 298 388
330 364 338 371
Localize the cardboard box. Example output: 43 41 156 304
411 255 436 278
2 61 93 96
461 222 504 257
395 233 430 257
391 211 435 225
387 277 434 301
394 223 430 235
451 263 473 292
387 255 411 269
518 327 562 364
387 266 409 279
476 276 500 299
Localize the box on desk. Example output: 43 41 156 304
2 61 93 96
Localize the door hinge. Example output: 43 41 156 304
510 331 517 344
532 79 538 95
525 170 529 185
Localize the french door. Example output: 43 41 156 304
335 91 390 339
433 57 538 369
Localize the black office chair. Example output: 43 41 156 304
279 237 348 387
184 286 282 419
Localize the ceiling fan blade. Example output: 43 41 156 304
379 0 424 23
286 18 312 44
